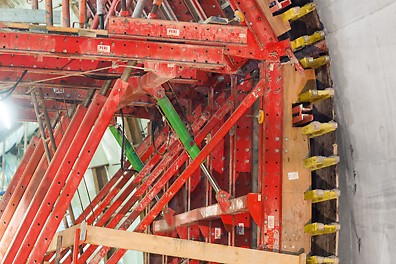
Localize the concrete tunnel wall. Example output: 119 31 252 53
315 1 396 263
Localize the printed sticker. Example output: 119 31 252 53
288 171 299 180
214 227 221 239
268 215 275 229
167 28 180 37
97 45 111 53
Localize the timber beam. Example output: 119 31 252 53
47 224 306 264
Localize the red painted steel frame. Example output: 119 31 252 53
106 79 265 263
24 80 128 263
0 117 69 242
0 106 89 261
0 137 39 218
63 108 212 264
0 29 288 70
260 62 283 251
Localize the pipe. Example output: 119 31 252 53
32 0 38 10
45 0 54 26
62 0 70 27
79 0 86 28
96 0 105 29
132 0 149 18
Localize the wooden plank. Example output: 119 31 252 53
48 224 305 263
257 0 291 36
87 225 304 264
281 64 315 253
47 224 81 252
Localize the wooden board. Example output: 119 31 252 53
48 224 306 264
257 0 291 36
281 64 315 253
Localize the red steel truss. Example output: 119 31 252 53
0 0 318 263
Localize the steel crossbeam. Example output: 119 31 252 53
0 27 288 72
153 193 263 233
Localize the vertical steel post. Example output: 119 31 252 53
45 0 53 25
62 0 70 27
79 0 86 28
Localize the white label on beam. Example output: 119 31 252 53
268 216 275 230
167 28 180 37
97 45 111 53
288 171 299 180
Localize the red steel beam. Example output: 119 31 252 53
48 134 167 262
23 80 129 263
106 77 264 263
0 101 96 261
0 117 69 241
0 30 287 70
63 108 210 264
228 0 277 47
153 193 262 233
108 17 249 45
0 137 39 218
260 62 283 251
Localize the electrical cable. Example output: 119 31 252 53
0 70 28 100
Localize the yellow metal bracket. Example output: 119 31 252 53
299 88 334 103
302 121 337 138
291 31 325 51
281 3 316 21
307 256 339 264
304 189 340 203
304 156 339 171
304 223 340 236
300 56 330 69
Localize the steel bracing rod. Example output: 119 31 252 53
0 117 69 241
107 79 264 263
83 98 233 264
25 80 129 263
61 108 210 264
0 137 39 218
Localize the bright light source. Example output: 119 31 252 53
0 100 13 130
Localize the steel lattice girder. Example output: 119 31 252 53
0 27 289 72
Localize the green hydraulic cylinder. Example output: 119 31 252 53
156 95 222 194
109 125 144 172
156 96 200 159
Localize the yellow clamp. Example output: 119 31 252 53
304 156 340 171
300 56 330 69
302 121 337 138
234 10 245 23
291 31 325 51
304 189 340 203
299 88 334 103
307 256 339 264
304 222 340 236
280 3 316 21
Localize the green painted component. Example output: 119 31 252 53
156 96 200 159
109 126 144 172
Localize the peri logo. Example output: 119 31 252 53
166 28 180 37
97 45 111 53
